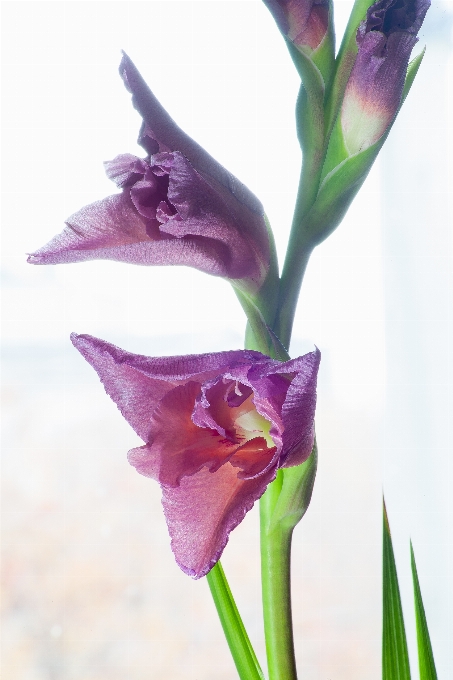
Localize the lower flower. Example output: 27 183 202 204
71 333 320 578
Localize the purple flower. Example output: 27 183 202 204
27 54 270 294
341 0 430 154
71 333 320 578
263 0 330 52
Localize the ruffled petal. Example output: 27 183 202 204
119 53 271 291
280 348 321 467
28 54 272 292
27 196 242 276
119 52 264 217
161 462 277 578
27 193 152 265
70 333 265 440
128 381 241 486
70 334 321 577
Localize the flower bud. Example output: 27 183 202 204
263 0 330 53
341 0 430 154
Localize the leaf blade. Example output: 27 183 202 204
410 542 438 680
382 499 411 680
206 561 265 680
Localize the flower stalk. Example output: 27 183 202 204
260 472 298 680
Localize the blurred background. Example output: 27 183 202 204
2 1 452 678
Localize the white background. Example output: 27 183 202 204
2 1 452 678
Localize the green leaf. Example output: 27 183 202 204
294 140 379 248
206 561 265 680
382 499 411 680
410 542 438 680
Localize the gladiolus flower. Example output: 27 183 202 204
27 54 271 294
71 333 320 578
341 0 430 154
263 0 330 52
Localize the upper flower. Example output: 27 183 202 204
340 0 430 154
27 53 271 294
71 333 320 578
263 0 330 53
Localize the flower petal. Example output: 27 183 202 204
280 348 321 467
120 52 264 217
27 193 150 265
128 381 241 487
119 53 271 290
70 333 264 440
70 335 320 577
27 191 240 276
161 462 277 578
28 55 272 292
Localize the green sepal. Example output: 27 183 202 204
382 499 411 680
283 0 335 88
237 287 290 361
402 49 426 104
318 113 351 182
295 140 379 248
267 440 318 534
290 44 326 150
410 542 438 680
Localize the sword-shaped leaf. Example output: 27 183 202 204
410 542 438 680
382 499 411 680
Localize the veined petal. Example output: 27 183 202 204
162 462 277 578
128 381 243 487
27 193 150 265
119 52 264 217
118 53 271 291
280 348 320 467
71 334 320 577
29 153 270 290
27 187 248 278
70 333 263 440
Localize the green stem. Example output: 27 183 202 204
207 561 264 680
272 159 316 349
274 241 313 350
260 472 298 680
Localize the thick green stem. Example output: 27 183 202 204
207 561 264 680
260 472 298 680
274 242 313 350
272 159 316 349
